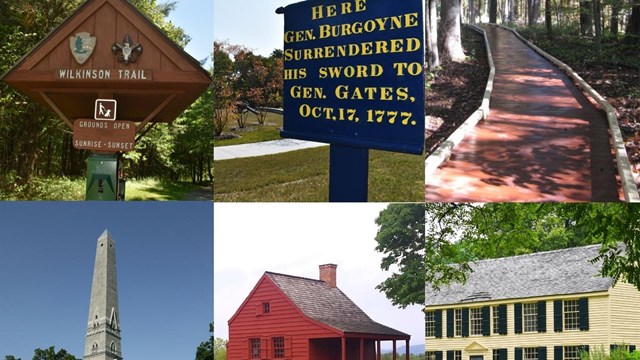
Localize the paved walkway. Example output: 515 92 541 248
426 25 621 202
214 139 327 161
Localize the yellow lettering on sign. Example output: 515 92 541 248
335 86 410 101
283 39 420 62
312 0 367 19
318 64 383 79
290 86 326 99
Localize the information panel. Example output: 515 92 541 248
73 119 136 152
279 0 425 154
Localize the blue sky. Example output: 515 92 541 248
167 0 214 67
214 0 295 56
0 202 212 360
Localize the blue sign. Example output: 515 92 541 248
279 0 425 155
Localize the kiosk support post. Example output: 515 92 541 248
328 144 369 202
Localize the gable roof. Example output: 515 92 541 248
265 272 409 338
1 0 211 125
425 244 614 306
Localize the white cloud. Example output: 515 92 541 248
213 203 424 347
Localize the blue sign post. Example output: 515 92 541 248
278 0 425 201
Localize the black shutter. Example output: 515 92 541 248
554 346 563 360
462 308 469 337
482 306 491 336
538 347 547 360
447 350 454 360
554 300 563 332
630 345 636 352
446 309 454 338
436 351 443 360
579 298 589 331
435 310 443 338
515 348 523 360
499 348 508 360
499 304 508 335
514 303 523 334
537 301 547 332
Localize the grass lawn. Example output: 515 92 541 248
213 147 424 202
0 177 199 200
125 178 200 201
215 112 284 146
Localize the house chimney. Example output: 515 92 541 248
319 264 337 288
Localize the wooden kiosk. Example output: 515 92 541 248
1 0 211 200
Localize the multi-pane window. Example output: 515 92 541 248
564 346 581 360
470 308 483 335
249 338 261 359
523 303 538 332
493 349 500 360
272 337 285 358
564 300 580 330
524 348 538 360
263 302 271 314
493 306 500 334
454 350 462 360
425 311 436 337
454 309 462 336
426 352 437 360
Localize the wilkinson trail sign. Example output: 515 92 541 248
0 0 211 200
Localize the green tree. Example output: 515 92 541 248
374 203 425 308
213 42 235 136
31 347 77 360
172 84 213 183
5 356 22 360
196 323 214 360
214 337 228 360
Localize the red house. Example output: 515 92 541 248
227 264 411 360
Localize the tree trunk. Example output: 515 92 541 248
427 0 440 70
545 0 552 35
469 0 476 23
527 0 540 24
490 0 498 22
593 0 602 60
610 1 619 35
440 0 466 62
580 0 593 35
628 0 640 35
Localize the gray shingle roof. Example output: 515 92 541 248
425 244 614 306
265 272 409 337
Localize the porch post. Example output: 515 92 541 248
393 340 397 360
360 338 364 360
342 336 347 360
405 339 410 360
377 340 381 360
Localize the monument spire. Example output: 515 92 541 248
84 230 122 360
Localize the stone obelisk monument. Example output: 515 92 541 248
84 230 123 360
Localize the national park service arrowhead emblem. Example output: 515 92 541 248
69 32 96 65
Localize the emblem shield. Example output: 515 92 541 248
69 32 96 65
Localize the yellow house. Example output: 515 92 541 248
424 245 640 360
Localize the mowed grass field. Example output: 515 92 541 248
213 146 424 202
